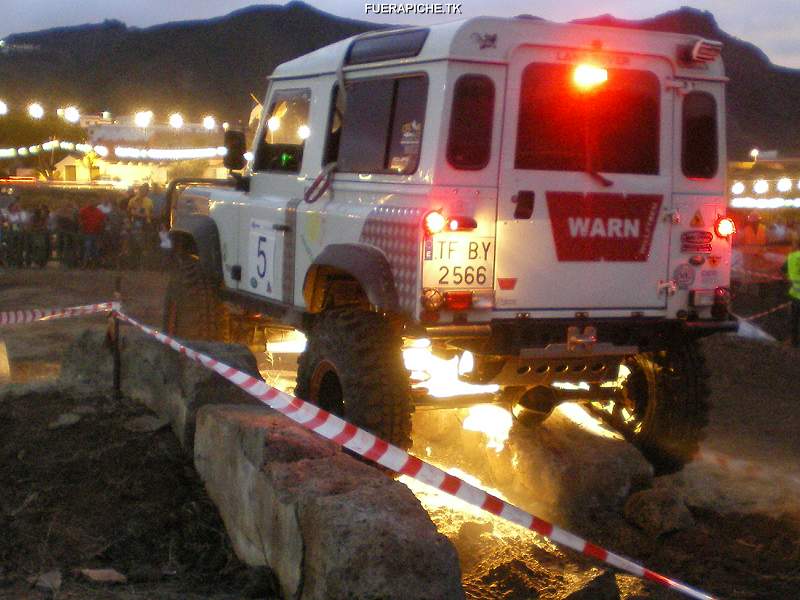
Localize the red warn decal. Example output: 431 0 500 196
546 192 662 262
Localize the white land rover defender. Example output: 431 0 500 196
164 16 737 473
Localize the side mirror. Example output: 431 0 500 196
223 130 247 171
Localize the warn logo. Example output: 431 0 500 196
567 217 641 239
547 192 662 262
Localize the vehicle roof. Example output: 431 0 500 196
271 16 725 80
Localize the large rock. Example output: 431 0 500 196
623 486 694 537
61 329 262 449
412 405 653 528
195 404 464 600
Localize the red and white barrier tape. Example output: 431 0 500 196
113 310 715 600
731 268 786 283
732 301 791 322
696 449 800 488
0 301 120 327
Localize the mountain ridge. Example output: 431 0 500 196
1 2 797 159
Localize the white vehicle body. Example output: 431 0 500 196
166 16 735 468
175 16 732 331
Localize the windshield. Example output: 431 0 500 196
515 63 660 175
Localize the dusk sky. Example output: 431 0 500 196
2 0 798 68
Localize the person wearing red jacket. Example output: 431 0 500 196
78 201 106 268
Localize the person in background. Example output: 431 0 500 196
6 202 31 267
783 237 800 347
127 184 154 268
128 184 153 226
55 202 79 267
102 199 125 268
28 204 50 267
78 201 106 268
98 196 114 216
158 223 173 268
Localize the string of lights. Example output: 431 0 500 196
0 139 230 162
0 101 230 131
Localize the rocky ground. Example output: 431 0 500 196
1 268 799 599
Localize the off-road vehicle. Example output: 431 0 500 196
164 16 737 473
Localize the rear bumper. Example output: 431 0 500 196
423 316 738 355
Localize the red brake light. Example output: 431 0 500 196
448 216 478 231
444 291 472 311
573 64 608 91
715 217 736 238
424 211 446 235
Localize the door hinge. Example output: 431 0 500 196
663 208 681 224
231 265 242 281
658 280 677 296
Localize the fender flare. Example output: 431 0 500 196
304 244 399 312
169 214 223 283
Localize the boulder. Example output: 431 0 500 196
33 570 62 593
562 571 620 600
195 404 464 600
509 409 653 526
412 406 653 528
624 486 694 537
61 329 262 449
48 413 81 429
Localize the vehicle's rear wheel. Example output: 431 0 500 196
592 339 710 474
295 308 413 450
162 256 227 341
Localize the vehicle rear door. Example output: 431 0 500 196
495 46 674 314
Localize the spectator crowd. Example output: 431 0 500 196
0 184 172 270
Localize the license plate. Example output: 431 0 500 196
422 235 495 289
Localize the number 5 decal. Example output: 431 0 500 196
257 235 268 278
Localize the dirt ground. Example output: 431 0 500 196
2 267 800 599
0 268 281 599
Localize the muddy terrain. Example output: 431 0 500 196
1 268 799 599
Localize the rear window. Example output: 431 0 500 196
515 63 660 175
447 75 495 170
326 75 428 175
682 92 718 179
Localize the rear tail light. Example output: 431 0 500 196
424 211 447 236
715 217 736 238
447 216 478 231
444 291 472 311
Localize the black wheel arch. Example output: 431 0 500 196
303 243 399 313
169 214 223 284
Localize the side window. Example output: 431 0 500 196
326 75 428 175
447 75 495 170
254 89 311 173
682 92 718 179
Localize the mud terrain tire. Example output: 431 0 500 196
295 309 413 450
622 339 711 474
163 257 227 341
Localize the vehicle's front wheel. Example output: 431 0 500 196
295 308 413 450
600 339 710 474
162 257 227 341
